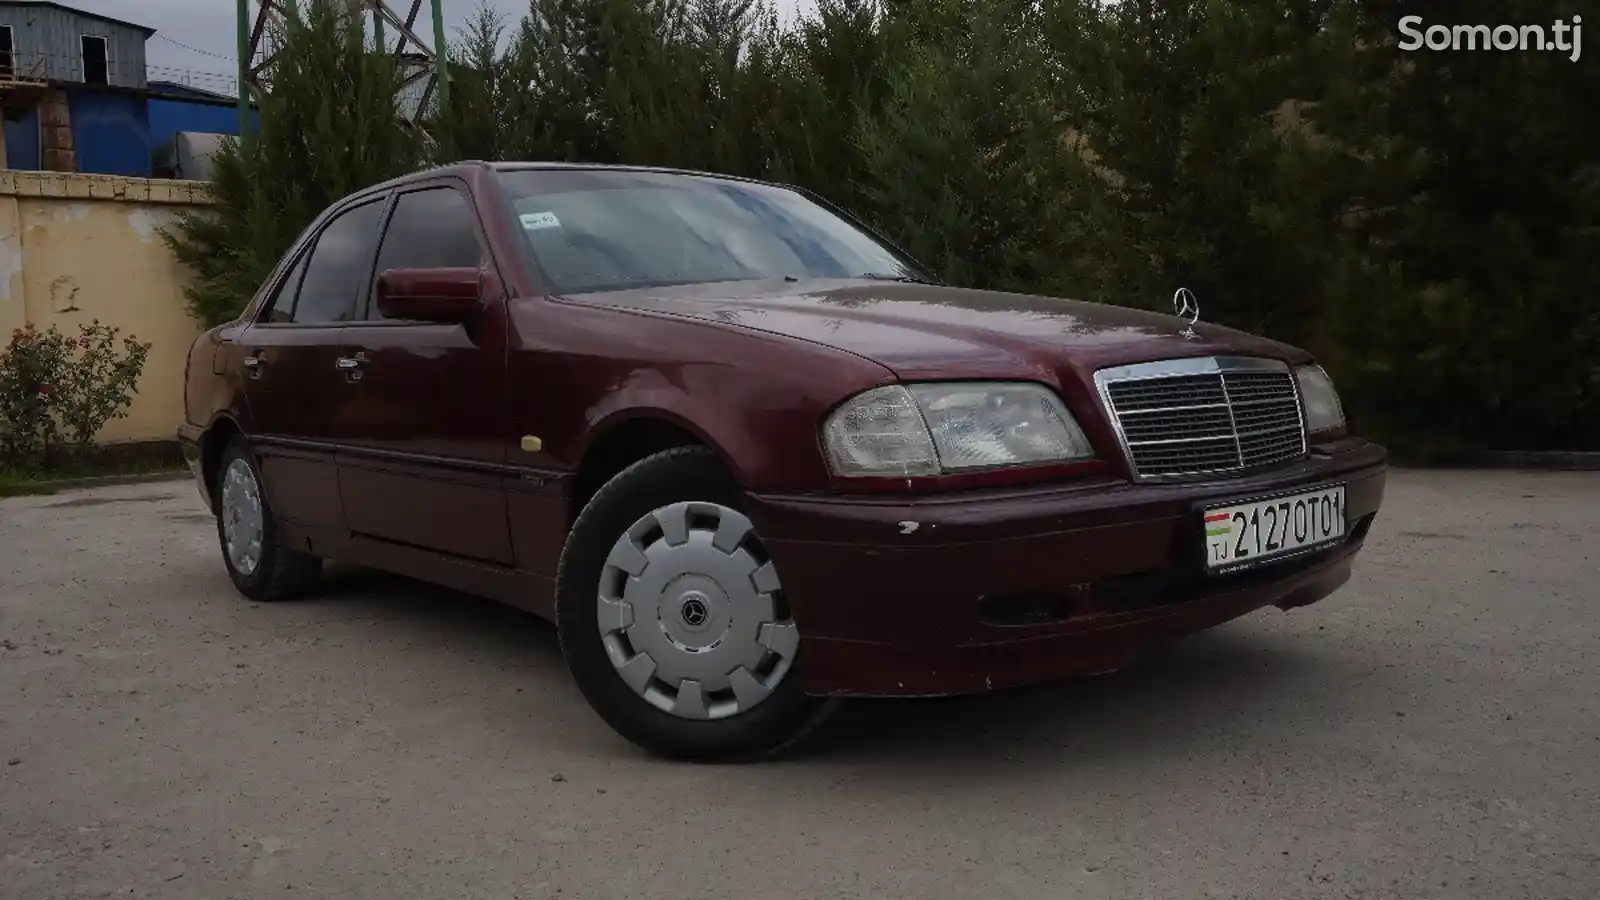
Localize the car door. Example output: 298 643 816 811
333 182 515 564
236 198 386 552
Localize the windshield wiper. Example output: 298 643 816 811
856 271 942 286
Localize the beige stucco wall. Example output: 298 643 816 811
0 171 211 444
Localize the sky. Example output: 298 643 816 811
76 0 806 97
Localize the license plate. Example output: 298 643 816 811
1203 485 1345 572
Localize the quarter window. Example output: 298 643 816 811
261 251 309 323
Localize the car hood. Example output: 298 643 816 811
564 278 1309 382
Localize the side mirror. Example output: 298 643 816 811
375 267 482 323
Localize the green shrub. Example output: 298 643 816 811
0 324 69 470
0 322 151 472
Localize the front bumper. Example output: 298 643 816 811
746 438 1387 697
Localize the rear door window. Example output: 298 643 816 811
289 200 385 324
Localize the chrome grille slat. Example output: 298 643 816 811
1120 399 1233 411
1231 403 1299 430
1127 434 1241 447
1104 377 1226 411
1235 432 1299 451
1237 423 1302 439
1118 405 1235 443
1095 357 1309 479
1226 397 1298 407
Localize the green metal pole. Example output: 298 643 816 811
237 0 250 140
429 0 450 120
373 7 385 53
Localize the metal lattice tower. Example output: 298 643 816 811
237 0 451 130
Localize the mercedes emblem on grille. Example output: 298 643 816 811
1173 287 1201 340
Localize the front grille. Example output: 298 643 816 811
1097 358 1308 478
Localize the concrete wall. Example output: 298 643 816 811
0 170 209 444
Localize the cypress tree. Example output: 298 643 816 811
162 0 422 328
436 1 514 163
855 0 1070 290
1312 0 1600 452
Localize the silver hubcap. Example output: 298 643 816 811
220 458 265 576
597 501 798 721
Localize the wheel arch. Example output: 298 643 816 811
569 411 737 525
198 414 246 511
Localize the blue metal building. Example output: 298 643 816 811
149 82 257 151
0 1 249 177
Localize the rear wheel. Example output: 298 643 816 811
557 447 831 759
214 439 321 602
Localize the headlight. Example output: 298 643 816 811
823 382 1094 477
820 385 941 477
1295 364 1345 434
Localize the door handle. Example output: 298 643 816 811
242 353 266 378
335 354 370 372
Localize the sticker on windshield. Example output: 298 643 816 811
520 211 561 230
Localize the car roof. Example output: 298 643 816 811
345 161 790 207
485 161 765 182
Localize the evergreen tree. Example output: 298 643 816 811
161 0 1600 451
437 1 514 162
1041 1 1348 330
776 0 890 207
163 1 422 327
856 0 1069 290
503 0 689 162
1311 0 1600 451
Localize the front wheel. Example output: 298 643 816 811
556 447 831 760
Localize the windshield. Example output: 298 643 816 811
495 168 926 294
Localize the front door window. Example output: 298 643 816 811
365 187 486 320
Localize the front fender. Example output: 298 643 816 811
507 299 895 492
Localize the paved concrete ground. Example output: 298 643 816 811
2 470 1597 900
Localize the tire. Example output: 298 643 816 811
556 447 832 760
214 438 322 602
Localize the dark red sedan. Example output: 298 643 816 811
179 162 1386 759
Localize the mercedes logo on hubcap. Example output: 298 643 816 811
679 594 710 628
